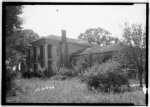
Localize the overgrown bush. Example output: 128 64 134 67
56 67 74 78
22 70 41 78
43 68 56 78
6 69 22 97
81 60 130 93
22 67 56 78
71 55 92 70
80 63 99 82
54 66 83 80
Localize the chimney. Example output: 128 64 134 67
61 30 68 67
62 30 66 43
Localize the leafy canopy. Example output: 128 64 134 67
5 5 39 68
113 23 146 87
5 6 23 37
78 27 119 46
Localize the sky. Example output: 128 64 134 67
21 4 146 39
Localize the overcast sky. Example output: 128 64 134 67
21 4 146 39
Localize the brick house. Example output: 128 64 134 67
72 43 121 64
26 30 121 74
26 30 92 73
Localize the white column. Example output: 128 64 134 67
43 44 48 69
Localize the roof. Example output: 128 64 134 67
31 35 92 46
77 43 121 55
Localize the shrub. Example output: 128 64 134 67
54 66 84 80
81 60 130 93
72 55 92 70
80 63 99 82
43 68 56 78
22 70 41 78
6 69 22 96
50 75 68 80
22 67 56 78
55 67 73 79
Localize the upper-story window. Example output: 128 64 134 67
48 45 52 59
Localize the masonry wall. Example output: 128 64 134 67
53 42 89 69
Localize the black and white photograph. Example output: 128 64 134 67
2 1 148 106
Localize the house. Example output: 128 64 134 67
71 43 121 66
26 30 92 73
26 30 121 74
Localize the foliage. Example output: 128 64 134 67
6 29 39 93
22 71 41 78
22 67 55 79
43 68 56 78
5 6 23 37
81 60 130 93
5 5 39 69
113 23 146 87
71 55 94 72
6 70 17 96
5 5 24 96
54 65 85 80
78 27 118 46
5 4 25 68
5 5 39 96
19 29 39 43
6 67 23 97
6 78 146 105
56 67 75 78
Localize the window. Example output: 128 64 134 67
48 45 52 59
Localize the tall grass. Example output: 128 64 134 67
6 78 146 105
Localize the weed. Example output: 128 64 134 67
6 78 146 105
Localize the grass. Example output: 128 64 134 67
6 77 146 105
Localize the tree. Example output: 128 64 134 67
113 23 146 87
20 29 39 43
5 5 39 95
78 27 118 46
5 6 23 37
5 5 24 70
5 6 39 69
5 5 24 95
